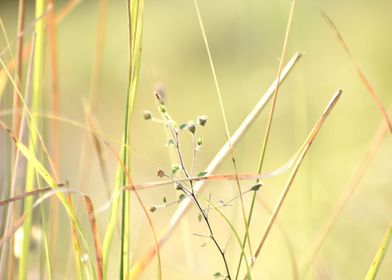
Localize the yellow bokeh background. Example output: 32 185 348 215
0 0 391 279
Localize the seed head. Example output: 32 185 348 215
143 110 152 120
197 115 208 126
187 121 196 134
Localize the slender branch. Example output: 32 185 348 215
168 120 232 279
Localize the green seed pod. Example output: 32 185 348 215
187 121 196 134
197 115 208 126
143 110 152 120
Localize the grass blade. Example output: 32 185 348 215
247 90 342 277
301 120 388 277
12 0 26 137
0 186 103 280
47 0 61 262
364 223 392 280
321 11 392 133
101 1 145 278
255 197 298 280
18 0 46 277
0 120 95 279
235 0 297 277
193 0 252 259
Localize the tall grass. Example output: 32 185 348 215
18 0 46 278
0 1 391 279
102 1 146 279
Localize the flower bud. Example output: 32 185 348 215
157 169 165 177
143 110 152 120
175 182 183 190
197 115 208 126
187 121 196 134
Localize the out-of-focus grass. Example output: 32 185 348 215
0 0 391 279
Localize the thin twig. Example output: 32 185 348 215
167 118 232 279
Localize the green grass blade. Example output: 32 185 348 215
102 0 144 279
192 0 252 259
15 140 94 279
364 224 392 280
18 0 45 278
235 0 297 277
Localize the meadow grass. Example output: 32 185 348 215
0 0 391 280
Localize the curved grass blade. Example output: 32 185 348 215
247 90 342 277
0 120 95 279
0 187 103 280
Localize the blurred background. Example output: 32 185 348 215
0 0 391 279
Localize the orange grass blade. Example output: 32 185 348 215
255 197 299 280
0 187 103 280
0 0 82 90
247 90 342 277
321 11 392 133
301 119 388 278
11 0 26 137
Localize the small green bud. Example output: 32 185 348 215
167 139 176 147
143 110 152 120
171 164 180 175
154 91 166 105
187 121 196 134
197 171 208 177
197 115 208 126
159 104 166 113
149 205 157 213
197 136 203 146
250 183 263 191
178 194 186 201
